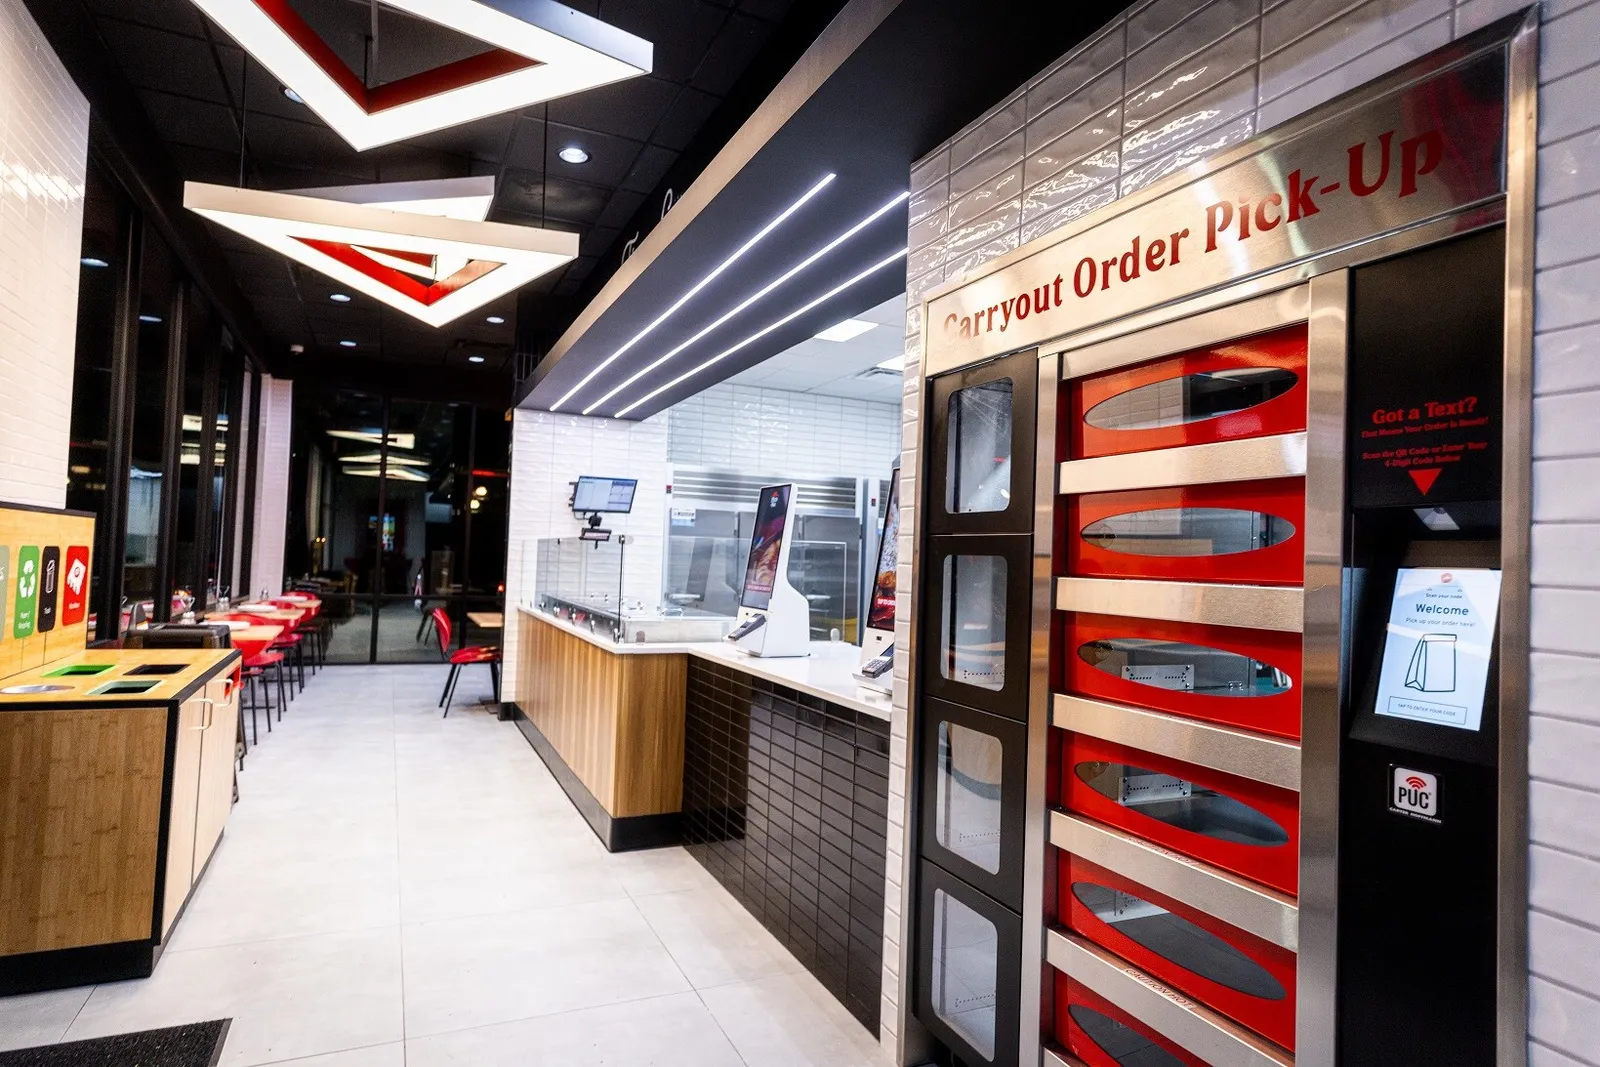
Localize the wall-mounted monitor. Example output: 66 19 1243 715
571 476 638 515
866 468 901 634
740 484 792 611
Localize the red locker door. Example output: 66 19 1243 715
1059 854 1296 1050
1060 733 1299 895
1055 979 1211 1067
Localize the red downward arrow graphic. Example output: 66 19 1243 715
1409 468 1442 495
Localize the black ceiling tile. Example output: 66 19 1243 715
545 76 679 142
691 12 774 98
241 112 373 177
593 188 649 232
494 168 611 228
601 0 730 84
650 86 721 153
737 0 798 20
85 0 208 37
400 113 518 164
137 89 240 154
580 226 621 257
166 143 247 186
620 144 679 193
97 18 227 99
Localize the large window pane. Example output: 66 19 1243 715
67 163 129 631
124 233 176 608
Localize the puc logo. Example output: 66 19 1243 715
1391 766 1439 822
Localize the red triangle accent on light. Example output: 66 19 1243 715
1409 468 1443 495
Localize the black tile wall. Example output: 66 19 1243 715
682 658 890 1034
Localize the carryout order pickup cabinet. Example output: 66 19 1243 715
901 12 1537 1067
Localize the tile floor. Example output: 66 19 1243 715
0 665 890 1067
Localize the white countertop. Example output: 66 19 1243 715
519 606 895 720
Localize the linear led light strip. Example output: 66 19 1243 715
614 247 908 418
583 190 911 415
552 172 837 411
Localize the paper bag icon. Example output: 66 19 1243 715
1404 633 1457 693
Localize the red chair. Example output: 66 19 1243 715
432 608 500 717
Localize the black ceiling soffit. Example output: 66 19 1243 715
516 0 1131 421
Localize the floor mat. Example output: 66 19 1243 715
0 1020 230 1067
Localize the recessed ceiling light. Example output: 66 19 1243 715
340 340 358 348
616 246 908 418
190 0 653 151
283 86 304 104
486 315 505 324
138 314 162 324
589 189 910 415
330 292 351 303
558 145 590 164
80 257 109 268
556 172 838 411
468 355 486 363
815 319 876 343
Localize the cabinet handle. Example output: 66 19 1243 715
196 697 214 730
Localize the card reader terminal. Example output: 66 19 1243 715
859 643 895 678
726 614 766 642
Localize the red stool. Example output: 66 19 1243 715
243 649 288 731
431 608 500 717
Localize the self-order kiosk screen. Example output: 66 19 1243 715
866 472 900 632
1373 567 1502 732
741 485 791 611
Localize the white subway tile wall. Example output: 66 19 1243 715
668 383 901 478
0 0 88 509
889 1 1600 1062
500 408 671 701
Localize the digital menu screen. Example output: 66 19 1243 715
866 470 900 632
741 484 791 611
572 476 638 514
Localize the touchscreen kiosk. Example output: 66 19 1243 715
727 484 808 658
854 466 900 692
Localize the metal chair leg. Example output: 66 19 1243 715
439 664 459 708
442 666 464 717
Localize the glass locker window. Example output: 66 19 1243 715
940 555 1007 691
930 887 999 1059
1069 1005 1188 1067
1082 507 1296 557
945 378 1014 515
1075 761 1290 847
936 721 1003 874
1083 367 1297 432
1078 637 1293 698
1071 882 1287 1000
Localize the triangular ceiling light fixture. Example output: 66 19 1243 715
185 176 577 328
188 0 652 150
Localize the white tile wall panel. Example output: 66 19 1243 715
889 0 1600 1055
1530 912 1600 1007
0 0 88 510
1532 1041 1597 1067
1530 845 1600 929
247 376 292 598
1530 651 1600 724
1531 977 1600 1064
1531 780 1600 859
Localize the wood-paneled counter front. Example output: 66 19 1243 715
0 649 241 994
512 610 688 850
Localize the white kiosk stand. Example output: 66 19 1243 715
727 483 810 659
853 466 899 694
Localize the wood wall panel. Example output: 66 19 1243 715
0 707 167 955
515 612 686 818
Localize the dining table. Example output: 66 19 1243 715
466 611 504 630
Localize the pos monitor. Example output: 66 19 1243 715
855 467 900 692
727 484 808 658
